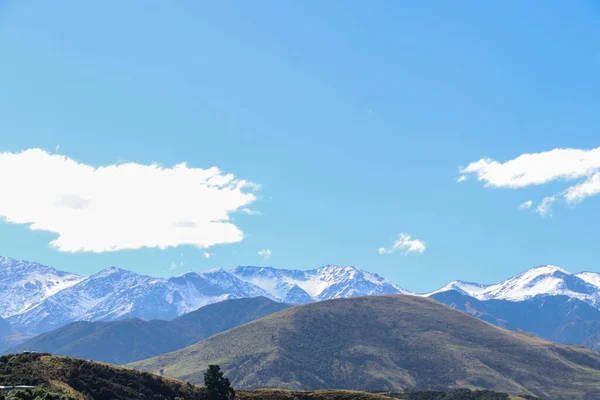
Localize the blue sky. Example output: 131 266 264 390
0 1 599 292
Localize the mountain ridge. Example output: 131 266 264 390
430 291 600 351
7 296 291 364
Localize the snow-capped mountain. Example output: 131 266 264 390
0 256 83 318
7 266 269 334
231 265 408 303
4 254 600 336
169 269 269 315
425 280 490 298
0 257 405 334
575 271 600 290
426 265 600 308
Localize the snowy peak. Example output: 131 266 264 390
167 269 268 314
575 272 600 289
426 280 489 297
0 256 83 318
481 265 598 302
231 264 406 303
427 264 600 308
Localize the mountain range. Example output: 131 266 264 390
129 295 600 399
0 257 406 334
4 255 600 353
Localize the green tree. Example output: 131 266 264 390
203 365 234 400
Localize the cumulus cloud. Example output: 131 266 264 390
518 200 533 210
258 249 272 260
0 149 259 252
459 147 600 213
378 233 426 255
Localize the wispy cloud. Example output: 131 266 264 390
518 200 533 210
378 233 426 255
536 196 556 217
202 251 212 259
0 149 260 252
258 249 272 261
459 147 600 214
240 208 261 215
169 261 183 270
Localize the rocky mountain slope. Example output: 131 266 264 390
430 291 600 351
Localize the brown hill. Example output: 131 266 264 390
130 295 600 399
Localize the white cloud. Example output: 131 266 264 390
169 262 181 270
55 145 60 152
518 200 533 210
459 147 600 212
0 149 259 252
457 175 467 183
536 196 556 217
258 249 272 260
202 251 212 259
378 233 426 255
564 171 600 203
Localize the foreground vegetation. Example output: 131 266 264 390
0 388 76 400
0 353 204 400
0 353 545 400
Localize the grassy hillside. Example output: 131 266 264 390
130 295 600 399
9 296 290 364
